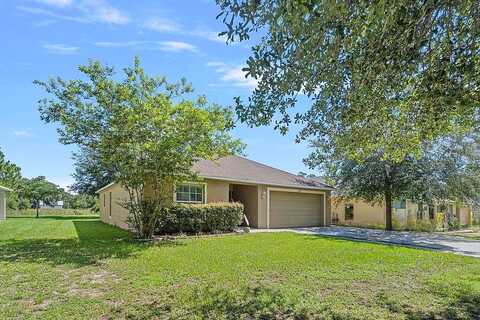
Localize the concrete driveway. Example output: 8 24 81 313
253 226 480 258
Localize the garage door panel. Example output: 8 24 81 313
270 191 323 228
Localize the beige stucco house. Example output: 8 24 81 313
96 156 334 230
0 185 12 220
332 197 473 228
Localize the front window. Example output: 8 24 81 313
345 204 354 221
176 184 205 203
393 199 406 209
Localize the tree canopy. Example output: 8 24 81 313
307 131 480 229
0 149 23 209
21 176 63 218
36 57 244 238
0 149 21 189
70 147 115 195
216 0 480 162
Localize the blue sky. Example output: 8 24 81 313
0 0 317 190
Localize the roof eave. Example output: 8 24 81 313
94 176 336 194
200 175 335 191
95 182 116 194
0 186 13 192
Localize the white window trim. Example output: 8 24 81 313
173 182 208 204
266 187 326 229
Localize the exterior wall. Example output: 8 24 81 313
325 191 332 226
333 198 385 227
232 184 258 227
0 191 6 220
205 179 229 203
332 197 476 229
458 206 471 226
99 179 231 230
257 185 268 228
98 183 131 230
405 200 419 225
98 181 332 230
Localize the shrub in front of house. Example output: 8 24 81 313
405 219 439 232
156 202 244 235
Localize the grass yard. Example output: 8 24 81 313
0 217 479 319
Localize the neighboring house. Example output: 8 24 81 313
39 200 64 209
0 185 12 220
332 197 473 228
96 155 334 230
473 208 480 224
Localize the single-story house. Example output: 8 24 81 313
96 155 334 230
332 197 473 228
39 200 64 209
0 185 12 220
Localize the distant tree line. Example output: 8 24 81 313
0 148 97 217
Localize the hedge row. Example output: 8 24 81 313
156 202 244 234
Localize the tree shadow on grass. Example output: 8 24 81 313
124 284 480 320
192 286 310 320
376 284 480 320
0 220 183 267
122 286 310 320
7 215 99 220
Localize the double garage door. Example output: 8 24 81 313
269 191 324 228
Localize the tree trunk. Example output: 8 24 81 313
385 190 393 231
36 201 40 218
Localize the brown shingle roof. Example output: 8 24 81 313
193 155 334 190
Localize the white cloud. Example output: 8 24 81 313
35 19 57 27
94 40 196 52
94 41 135 48
17 6 88 23
20 0 129 25
33 0 73 7
80 0 129 25
49 177 74 191
12 130 33 138
189 29 227 43
43 43 79 54
143 17 180 33
143 16 226 44
207 61 258 88
206 61 226 68
158 41 196 52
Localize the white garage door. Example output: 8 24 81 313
269 191 323 228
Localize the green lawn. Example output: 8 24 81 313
0 217 479 319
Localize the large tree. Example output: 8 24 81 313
62 191 97 210
36 58 244 238
216 1 480 162
0 149 23 209
307 132 480 230
70 147 114 195
21 176 62 218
